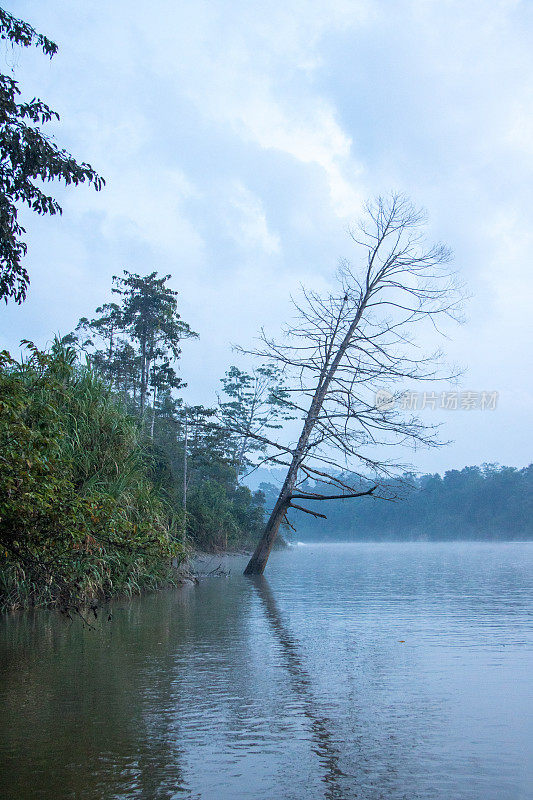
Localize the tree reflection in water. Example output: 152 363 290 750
252 576 351 800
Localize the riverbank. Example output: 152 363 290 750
0 342 268 613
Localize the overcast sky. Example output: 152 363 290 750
1 0 532 474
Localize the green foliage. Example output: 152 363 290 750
149 400 266 550
0 8 57 56
218 364 294 475
1 269 269 609
70 271 268 555
0 6 103 304
187 480 265 551
76 271 197 415
0 342 184 611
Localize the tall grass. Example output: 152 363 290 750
0 342 186 612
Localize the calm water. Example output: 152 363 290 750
0 543 532 800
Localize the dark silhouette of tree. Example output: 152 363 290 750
112 271 197 415
0 7 104 303
76 303 123 360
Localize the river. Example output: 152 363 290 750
1 542 532 799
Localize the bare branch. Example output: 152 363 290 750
243 193 464 574
288 503 328 520
291 486 376 502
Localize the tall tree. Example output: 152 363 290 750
76 303 123 360
112 271 197 414
148 358 185 438
0 7 104 303
243 194 463 574
218 364 294 478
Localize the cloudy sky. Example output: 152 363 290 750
2 0 532 474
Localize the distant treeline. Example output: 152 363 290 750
260 464 533 541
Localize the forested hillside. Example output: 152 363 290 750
272 464 533 541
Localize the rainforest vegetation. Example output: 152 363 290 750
0 271 281 611
0 8 275 610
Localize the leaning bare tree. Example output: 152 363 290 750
242 194 463 575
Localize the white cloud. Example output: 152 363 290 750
135 0 368 219
484 210 533 324
227 183 281 255
4 0 533 471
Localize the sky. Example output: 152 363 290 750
1 0 532 475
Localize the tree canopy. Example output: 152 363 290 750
218 365 294 478
0 6 103 304
76 271 198 418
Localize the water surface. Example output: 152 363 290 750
1 542 532 799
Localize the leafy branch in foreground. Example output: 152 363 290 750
0 6 104 304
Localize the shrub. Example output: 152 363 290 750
0 343 185 611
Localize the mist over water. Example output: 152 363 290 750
1 542 532 800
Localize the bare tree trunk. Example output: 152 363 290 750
183 410 188 542
108 325 114 361
140 336 147 415
244 398 320 573
242 195 461 575
235 390 258 480
244 300 361 574
235 423 251 479
150 386 157 439
243 490 291 574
